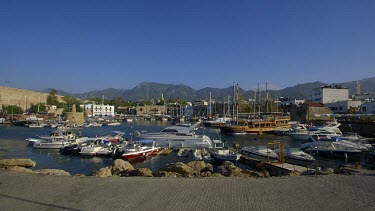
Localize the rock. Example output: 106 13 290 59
0 159 36 168
215 161 242 176
211 173 225 177
33 169 70 176
287 171 302 176
153 170 181 178
187 161 213 173
128 168 153 177
261 170 270 178
215 165 229 176
6 166 33 173
162 162 197 177
200 171 212 177
95 167 112 178
228 170 245 177
109 159 134 175
187 161 206 172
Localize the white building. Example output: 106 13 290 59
361 101 375 114
92 104 115 117
311 85 349 104
280 99 305 106
326 100 362 114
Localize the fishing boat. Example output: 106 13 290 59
208 140 241 164
121 140 160 160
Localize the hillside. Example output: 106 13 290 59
39 77 375 101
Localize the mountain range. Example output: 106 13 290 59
41 77 375 102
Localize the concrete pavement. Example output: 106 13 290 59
0 170 374 210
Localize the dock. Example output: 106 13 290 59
240 155 310 174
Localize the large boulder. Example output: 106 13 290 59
33 169 70 176
162 162 197 177
95 167 112 178
109 159 134 175
187 161 213 173
127 168 153 177
215 161 242 177
153 170 181 178
5 166 33 173
0 159 36 168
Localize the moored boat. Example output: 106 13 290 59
208 140 241 164
121 140 160 160
240 145 279 161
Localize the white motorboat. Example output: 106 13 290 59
289 121 342 140
275 148 315 165
38 128 81 141
33 137 72 149
240 145 279 161
137 122 212 149
301 135 370 151
208 140 241 164
26 138 44 146
304 143 362 157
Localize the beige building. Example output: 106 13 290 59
290 102 334 124
136 105 166 116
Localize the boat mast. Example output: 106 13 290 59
209 91 212 118
266 82 269 113
257 84 261 117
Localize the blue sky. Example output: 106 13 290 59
1 0 374 93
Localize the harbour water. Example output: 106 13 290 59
0 121 359 175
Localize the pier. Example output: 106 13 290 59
240 155 310 175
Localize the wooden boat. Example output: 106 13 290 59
219 117 290 135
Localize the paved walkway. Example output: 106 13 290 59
0 170 374 210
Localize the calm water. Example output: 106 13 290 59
0 121 355 175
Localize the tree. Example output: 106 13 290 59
61 96 83 112
47 89 59 105
28 103 46 113
2 105 23 115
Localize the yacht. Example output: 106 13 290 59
275 148 315 165
240 145 279 161
301 135 370 151
304 143 362 157
288 122 342 140
137 122 212 148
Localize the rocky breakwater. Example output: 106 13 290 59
0 158 70 176
94 159 271 178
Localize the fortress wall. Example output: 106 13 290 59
0 86 64 110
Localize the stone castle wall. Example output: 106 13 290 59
0 86 64 110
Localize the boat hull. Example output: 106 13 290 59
122 148 159 160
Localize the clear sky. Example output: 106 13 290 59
1 0 374 93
